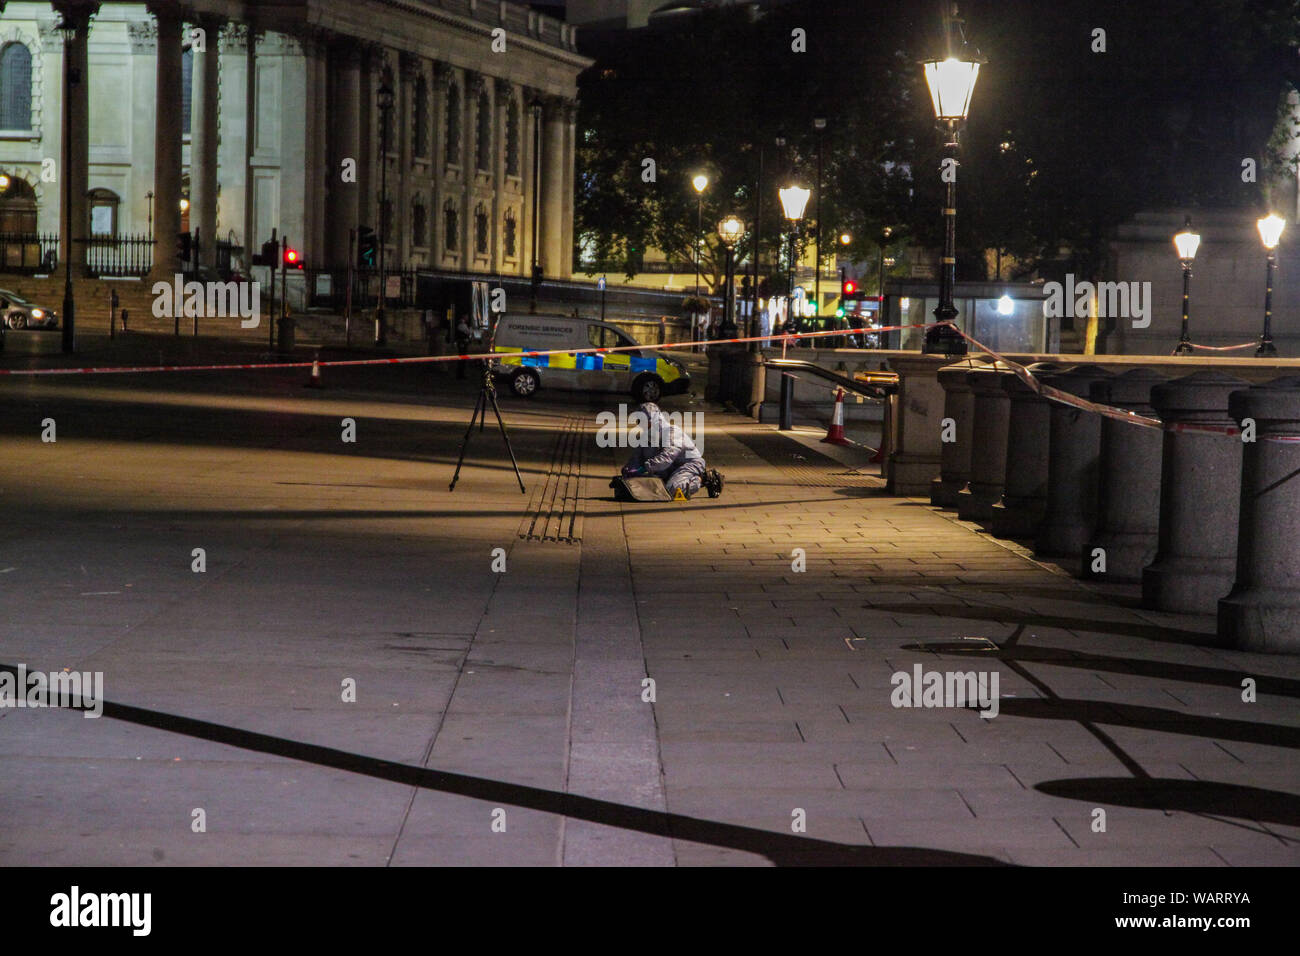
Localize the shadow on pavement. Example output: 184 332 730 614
872 601 1217 647
1034 777 1300 829
8 670 1008 867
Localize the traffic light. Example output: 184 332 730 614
251 238 279 267
356 227 377 269
841 277 858 299
283 246 303 269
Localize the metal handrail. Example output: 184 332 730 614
762 358 897 400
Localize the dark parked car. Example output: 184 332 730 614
0 289 58 329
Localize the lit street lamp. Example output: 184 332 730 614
717 215 744 339
779 185 810 334
1256 213 1285 357
692 173 709 299
1172 216 1200 355
921 27 983 356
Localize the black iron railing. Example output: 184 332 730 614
84 233 154 278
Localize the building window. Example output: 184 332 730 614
505 98 520 177
474 203 488 255
413 76 429 158
412 200 426 248
443 199 458 251
445 83 460 166
503 209 517 259
181 47 193 136
475 89 491 172
0 42 32 131
88 188 120 237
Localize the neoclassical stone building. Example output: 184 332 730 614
0 0 589 280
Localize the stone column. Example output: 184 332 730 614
493 78 511 268
356 46 377 232
1218 375 1300 652
190 15 223 268
540 97 567 277
241 25 257 260
522 90 541 281
990 362 1061 538
53 1 96 277
885 354 949 496
560 100 577 278
1034 365 1113 559
150 2 183 277
303 32 330 265
930 357 988 507
1142 371 1248 614
957 362 1015 522
329 44 362 264
1085 368 1166 582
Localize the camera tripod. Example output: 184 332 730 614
449 359 526 494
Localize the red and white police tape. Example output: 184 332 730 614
0 319 1277 440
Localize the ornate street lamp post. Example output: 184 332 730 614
717 215 744 339
1172 217 1201 355
692 173 709 298
921 27 982 356
1256 213 1285 357
779 185 810 334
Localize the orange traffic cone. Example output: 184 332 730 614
305 357 324 388
870 435 886 464
821 388 850 445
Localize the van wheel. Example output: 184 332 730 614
510 368 539 397
633 375 663 403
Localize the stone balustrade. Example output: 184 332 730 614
879 349 1300 653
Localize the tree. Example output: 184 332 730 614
575 0 1300 284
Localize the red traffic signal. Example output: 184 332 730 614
841 278 858 298
283 247 303 269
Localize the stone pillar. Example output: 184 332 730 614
522 90 541 281
957 362 1015 522
190 15 223 268
540 97 567 277
304 33 330 265
1218 376 1300 652
53 1 95 277
990 362 1061 538
885 354 949 496
561 100 576 278
1085 368 1166 583
329 44 362 264
1142 371 1248 614
356 47 377 232
241 25 257 260
1034 365 1113 559
151 3 184 277
930 357 988 507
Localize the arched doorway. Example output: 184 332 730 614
0 174 37 232
0 175 46 271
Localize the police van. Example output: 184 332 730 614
492 314 690 402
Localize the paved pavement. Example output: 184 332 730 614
1 336 1296 865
